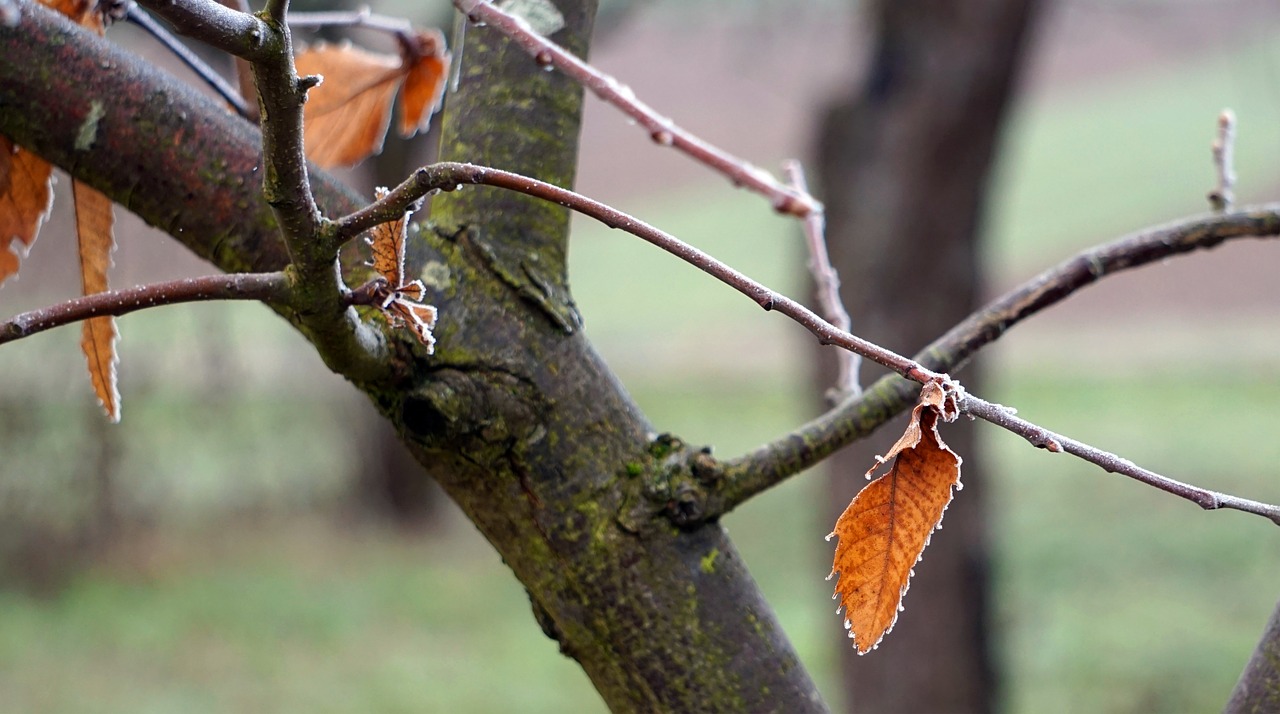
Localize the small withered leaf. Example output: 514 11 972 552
828 379 963 654
73 181 120 422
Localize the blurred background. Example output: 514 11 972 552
2 0 1280 711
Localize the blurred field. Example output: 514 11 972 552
3 2 1280 713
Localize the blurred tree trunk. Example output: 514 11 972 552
1226 597 1280 713
815 0 1040 711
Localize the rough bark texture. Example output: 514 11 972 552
815 0 1039 711
1227 597 1280 714
0 1 825 711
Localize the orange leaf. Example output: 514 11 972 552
295 43 403 168
0 137 54 287
828 380 963 654
397 29 450 138
294 30 449 168
73 180 119 422
367 186 408 288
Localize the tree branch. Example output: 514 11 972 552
717 204 1280 517
0 273 290 345
364 161 934 378
783 160 858 399
241 0 388 381
133 0 270 62
452 0 820 218
965 397 1280 525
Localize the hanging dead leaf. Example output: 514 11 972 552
295 29 450 168
0 137 55 286
73 181 119 421
365 188 438 352
827 379 963 654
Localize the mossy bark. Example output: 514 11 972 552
0 2 825 711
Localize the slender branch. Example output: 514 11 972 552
287 8 413 38
133 0 270 62
126 2 252 118
1209 109 1237 212
451 0 820 218
783 160 859 399
339 161 934 378
0 273 289 345
965 398 1280 524
717 204 1280 516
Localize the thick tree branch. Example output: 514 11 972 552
0 273 290 344
452 0 820 218
717 205 1280 516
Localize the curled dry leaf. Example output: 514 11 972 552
365 187 438 352
827 379 963 654
295 29 450 168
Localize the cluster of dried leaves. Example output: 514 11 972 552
0 2 450 420
1 0 119 419
828 378 965 654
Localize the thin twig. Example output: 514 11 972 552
288 8 413 38
134 0 270 62
717 204 1280 517
965 398 1280 525
1209 109 1237 212
451 0 820 218
783 160 859 399
0 273 290 345
126 3 252 118
338 161 935 379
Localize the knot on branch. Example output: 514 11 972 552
617 434 724 532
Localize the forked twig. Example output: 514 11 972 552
783 160 859 398
451 0 820 218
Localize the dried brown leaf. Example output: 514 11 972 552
295 43 403 168
0 137 54 287
73 180 119 422
828 381 963 654
365 189 437 352
295 30 449 168
367 186 407 287
397 29 450 138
